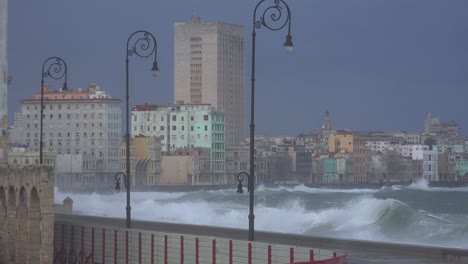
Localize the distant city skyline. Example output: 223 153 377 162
6 0 468 136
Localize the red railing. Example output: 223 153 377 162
53 223 347 264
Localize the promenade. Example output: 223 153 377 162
55 214 468 264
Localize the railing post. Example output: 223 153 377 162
151 234 155 264
126 231 129 264
229 240 233 264
61 224 65 251
333 252 337 258
91 228 95 264
138 232 142 264
114 230 118 264
180 236 184 264
81 226 84 264
212 239 216 264
164 235 168 264
248 242 252 264
310 249 314 261
71 225 74 254
102 228 106 264
195 238 199 264
290 247 294 263
268 245 272 264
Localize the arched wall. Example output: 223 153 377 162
0 188 6 263
15 187 27 263
28 187 41 264
0 165 54 264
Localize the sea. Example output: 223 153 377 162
55 179 468 249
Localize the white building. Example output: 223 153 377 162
0 0 8 129
366 141 391 152
412 145 438 181
131 103 225 152
19 84 121 174
131 103 226 184
174 16 245 147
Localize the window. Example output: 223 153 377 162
204 115 208 121
181 117 184 121
204 125 208 131
172 126 176 131
160 126 165 131
191 126 194 131
172 115 176 121
134 116 137 121
191 116 194 121
182 126 185 131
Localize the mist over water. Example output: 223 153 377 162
55 180 468 249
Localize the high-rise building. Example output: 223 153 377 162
19 84 121 173
174 16 245 147
0 0 8 129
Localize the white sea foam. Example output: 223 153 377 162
256 184 378 194
408 179 468 192
54 188 468 247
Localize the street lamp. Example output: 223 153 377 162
40 57 68 164
237 172 250 194
114 172 127 193
117 30 159 229
238 0 293 242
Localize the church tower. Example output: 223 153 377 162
322 110 331 130
0 0 8 129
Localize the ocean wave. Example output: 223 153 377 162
408 179 468 192
55 189 468 248
256 184 378 194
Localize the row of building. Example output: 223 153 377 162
1 15 467 189
1 79 467 190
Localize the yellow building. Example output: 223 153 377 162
328 131 354 154
121 136 162 187
328 131 369 183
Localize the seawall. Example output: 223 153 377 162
56 214 468 263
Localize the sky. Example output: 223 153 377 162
7 0 468 137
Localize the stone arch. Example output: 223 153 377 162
15 187 28 263
0 187 6 263
28 187 41 264
7 186 16 263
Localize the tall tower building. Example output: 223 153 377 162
0 0 8 129
174 16 245 147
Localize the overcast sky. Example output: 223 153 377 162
7 0 468 136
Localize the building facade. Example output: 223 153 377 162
121 136 162 187
20 84 122 179
174 17 245 147
131 103 226 184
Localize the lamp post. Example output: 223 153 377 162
117 30 159 229
40 57 68 164
238 0 293 242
